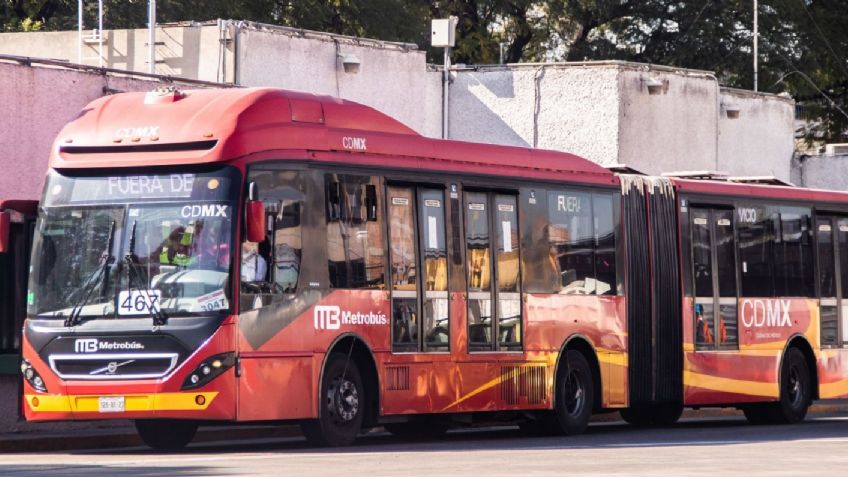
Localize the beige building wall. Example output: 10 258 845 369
717 89 796 180
0 60 176 200
234 24 440 137
448 63 795 182
0 23 227 81
0 25 799 186
0 22 440 137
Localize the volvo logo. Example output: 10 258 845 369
90 360 136 375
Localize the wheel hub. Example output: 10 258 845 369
328 376 360 423
787 366 803 408
563 370 585 416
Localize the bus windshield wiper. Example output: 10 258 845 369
123 220 168 326
65 220 116 327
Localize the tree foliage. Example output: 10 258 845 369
2 0 846 141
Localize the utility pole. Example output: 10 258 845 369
148 0 157 74
77 0 82 64
431 17 457 140
97 0 103 68
753 0 758 91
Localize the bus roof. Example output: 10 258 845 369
50 87 616 186
672 177 848 205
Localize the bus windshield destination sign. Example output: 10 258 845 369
69 174 195 202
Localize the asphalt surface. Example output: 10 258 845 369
1 415 847 476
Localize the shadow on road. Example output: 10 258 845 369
74 415 848 457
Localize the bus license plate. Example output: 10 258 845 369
98 396 125 413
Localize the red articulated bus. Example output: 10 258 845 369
20 86 848 449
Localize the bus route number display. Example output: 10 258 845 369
117 290 162 316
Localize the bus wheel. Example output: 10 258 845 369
135 419 197 451
301 353 364 446
553 350 594 435
774 347 812 424
743 348 812 425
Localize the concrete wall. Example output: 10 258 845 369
0 22 440 137
449 65 621 166
449 63 795 181
0 60 166 200
0 25 799 182
0 24 228 81
450 65 621 165
793 153 848 190
618 69 717 174
235 25 439 137
718 89 796 181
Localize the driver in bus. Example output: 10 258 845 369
157 225 197 268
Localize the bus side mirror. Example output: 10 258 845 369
246 201 266 243
0 212 9 254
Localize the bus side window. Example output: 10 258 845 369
241 169 305 309
274 199 302 293
325 174 385 289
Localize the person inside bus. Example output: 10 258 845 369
156 225 196 268
241 240 269 284
695 303 714 345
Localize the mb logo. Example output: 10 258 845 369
314 306 341 330
74 338 98 353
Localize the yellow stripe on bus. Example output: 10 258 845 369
820 379 848 399
25 392 218 413
441 350 627 412
684 370 778 398
440 374 510 412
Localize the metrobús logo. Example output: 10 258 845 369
74 338 145 353
740 298 793 328
313 305 388 330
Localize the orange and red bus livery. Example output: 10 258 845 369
20 86 848 449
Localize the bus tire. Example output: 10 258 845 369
621 404 682 427
135 419 197 451
553 350 594 435
650 404 683 426
619 407 653 427
773 347 812 424
301 353 364 446
742 404 773 425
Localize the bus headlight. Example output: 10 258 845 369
181 352 235 390
20 359 47 393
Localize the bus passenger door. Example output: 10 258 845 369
465 192 522 352
459 191 524 412
816 216 848 350
691 208 738 350
384 185 451 413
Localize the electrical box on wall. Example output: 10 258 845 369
431 17 458 48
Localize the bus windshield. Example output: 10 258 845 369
27 168 238 320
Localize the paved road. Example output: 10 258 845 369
2 415 848 476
